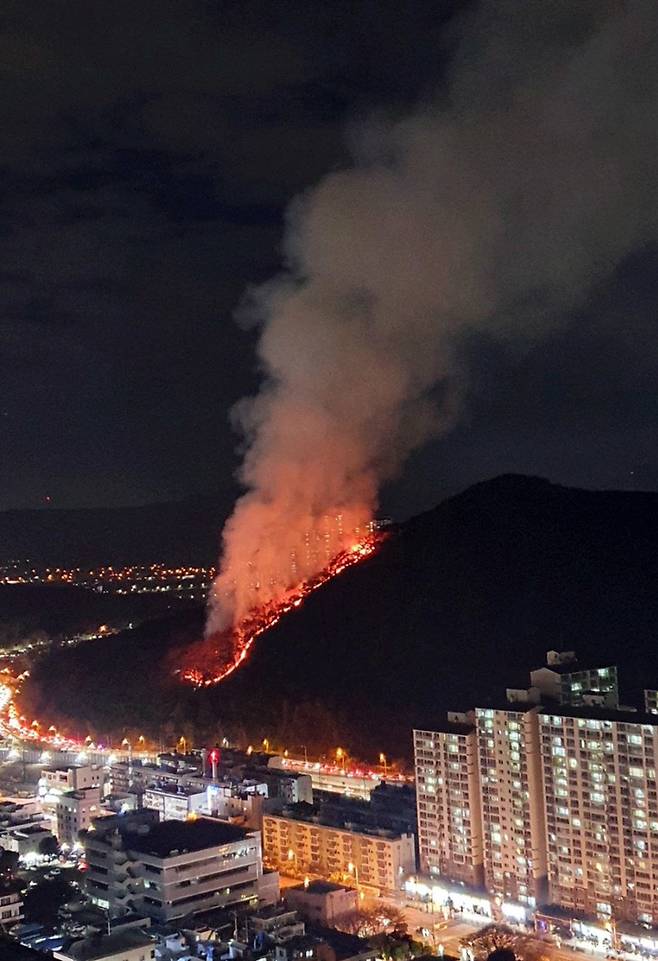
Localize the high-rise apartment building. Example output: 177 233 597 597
413 716 483 887
411 651 658 927
476 704 547 907
540 706 658 924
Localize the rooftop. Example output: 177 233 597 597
539 704 658 725
122 816 248 857
309 925 375 961
531 661 616 676
290 879 350 895
56 928 154 960
269 803 404 839
144 783 206 797
415 721 474 736
475 702 540 715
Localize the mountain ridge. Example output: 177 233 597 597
21 474 658 758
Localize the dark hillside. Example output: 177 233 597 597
23 476 658 758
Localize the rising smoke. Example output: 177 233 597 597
207 0 658 633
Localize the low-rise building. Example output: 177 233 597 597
263 805 416 895
141 785 206 821
85 812 271 923
0 824 54 860
248 904 306 941
39 765 104 817
0 880 23 927
56 787 102 845
53 927 155 961
286 880 357 926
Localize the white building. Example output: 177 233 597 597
40 764 104 816
0 824 54 859
414 715 483 887
85 811 271 923
141 785 206 821
56 786 102 845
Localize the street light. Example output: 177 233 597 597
347 861 362 899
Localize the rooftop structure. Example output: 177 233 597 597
85 813 269 924
53 927 155 961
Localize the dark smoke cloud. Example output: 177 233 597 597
207 0 658 631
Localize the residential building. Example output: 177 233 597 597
530 651 618 708
413 651 658 929
255 765 313 805
247 904 306 941
414 716 483 887
476 704 547 907
263 806 416 895
56 787 102 845
0 881 22 927
53 927 155 961
141 785 206 821
85 812 270 923
539 706 658 925
39 765 104 816
286 879 357 925
110 761 269 829
0 825 54 859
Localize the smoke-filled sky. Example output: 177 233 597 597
1 0 658 517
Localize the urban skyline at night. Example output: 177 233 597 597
1 2 658 961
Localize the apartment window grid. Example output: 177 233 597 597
414 728 480 884
539 713 658 924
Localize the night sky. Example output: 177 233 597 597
1 0 657 517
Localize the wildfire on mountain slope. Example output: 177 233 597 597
177 534 385 687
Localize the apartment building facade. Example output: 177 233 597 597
85 811 269 923
263 810 415 895
414 718 483 887
412 652 658 925
540 707 658 924
475 704 547 907
56 787 103 845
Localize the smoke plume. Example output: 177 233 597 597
207 0 658 633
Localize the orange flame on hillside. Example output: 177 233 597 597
177 534 384 687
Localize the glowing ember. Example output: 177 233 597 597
178 534 384 687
